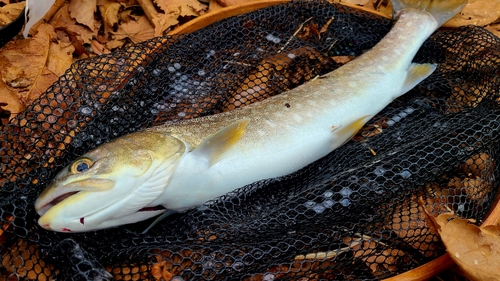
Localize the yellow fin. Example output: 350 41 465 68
401 63 436 95
334 115 372 146
193 119 250 166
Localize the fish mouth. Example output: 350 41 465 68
35 191 80 216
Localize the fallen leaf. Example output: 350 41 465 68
47 39 75 77
138 0 179 36
430 213 500 281
441 0 500 27
155 0 207 16
68 0 97 31
0 23 64 111
0 2 24 27
89 39 111 55
97 0 122 29
0 84 24 120
164 0 207 17
108 14 155 47
50 4 96 44
486 23 500 39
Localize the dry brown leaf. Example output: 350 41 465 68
90 39 111 55
155 0 207 14
138 0 179 36
0 83 24 119
50 4 97 44
0 23 52 108
429 213 500 281
97 0 122 29
108 14 155 47
486 23 500 39
69 0 97 31
445 0 500 27
155 0 207 16
47 39 75 77
0 2 24 26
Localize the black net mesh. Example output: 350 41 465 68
1 1 500 280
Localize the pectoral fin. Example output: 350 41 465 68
334 115 372 146
401 63 437 95
192 119 250 166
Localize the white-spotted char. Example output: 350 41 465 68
35 0 467 232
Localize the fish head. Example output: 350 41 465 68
35 131 186 232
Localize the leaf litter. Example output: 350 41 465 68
1 1 500 279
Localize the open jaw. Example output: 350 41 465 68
36 191 80 216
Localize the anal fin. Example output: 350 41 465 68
401 63 437 94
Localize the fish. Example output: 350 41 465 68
35 0 467 232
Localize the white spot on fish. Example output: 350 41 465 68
287 53 296 59
257 130 265 136
293 114 303 123
265 119 277 128
307 100 318 106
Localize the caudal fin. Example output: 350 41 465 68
391 0 467 26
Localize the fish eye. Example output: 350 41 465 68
70 158 93 174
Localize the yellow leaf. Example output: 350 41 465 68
68 0 97 31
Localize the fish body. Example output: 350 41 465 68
35 0 467 232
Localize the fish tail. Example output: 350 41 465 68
391 0 467 26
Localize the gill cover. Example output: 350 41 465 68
35 131 185 232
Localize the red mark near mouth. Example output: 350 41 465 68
80 217 85 225
61 228 72 232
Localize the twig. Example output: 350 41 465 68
278 16 314 54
